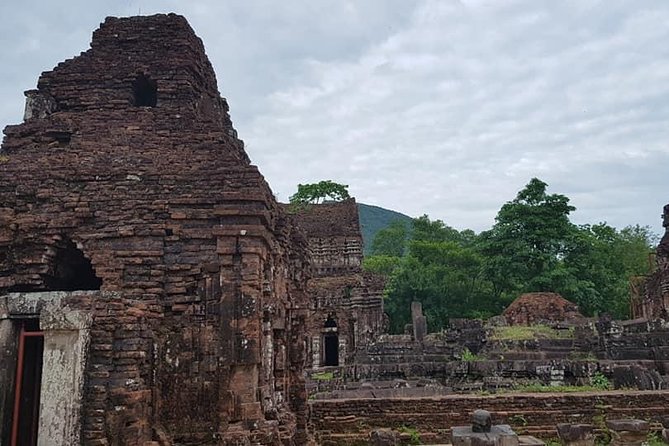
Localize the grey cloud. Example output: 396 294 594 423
1 0 667 235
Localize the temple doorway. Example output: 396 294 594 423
10 320 44 446
323 316 339 366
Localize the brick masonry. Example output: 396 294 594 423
0 14 311 445
309 390 669 445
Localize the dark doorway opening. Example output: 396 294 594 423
11 320 44 446
133 74 157 107
323 333 339 366
323 316 339 366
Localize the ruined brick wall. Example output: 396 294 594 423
503 293 584 326
0 291 159 445
641 203 669 319
290 198 363 276
290 200 386 368
0 14 310 445
309 390 669 444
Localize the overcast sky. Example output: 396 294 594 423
1 0 667 235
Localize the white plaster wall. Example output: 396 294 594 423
38 329 89 446
38 303 91 446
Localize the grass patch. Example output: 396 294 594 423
510 383 609 393
490 325 574 341
460 347 483 362
398 425 421 445
645 431 667 446
568 351 598 361
310 371 334 381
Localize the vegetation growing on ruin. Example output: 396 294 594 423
289 180 350 205
459 347 483 362
310 371 335 381
490 325 574 341
511 384 607 393
397 425 422 445
364 177 656 332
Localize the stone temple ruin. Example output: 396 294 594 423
1 12 669 446
0 14 311 445
288 199 386 369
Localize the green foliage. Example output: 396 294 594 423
363 255 402 276
490 325 574 341
358 203 412 255
398 426 421 445
367 177 655 332
383 236 499 332
568 351 598 361
645 431 668 446
511 383 611 393
508 414 528 426
478 178 655 319
590 372 612 390
289 180 350 205
459 347 482 362
370 220 410 256
561 223 656 317
479 178 578 302
310 371 334 381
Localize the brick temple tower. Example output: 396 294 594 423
0 14 310 445
290 199 386 369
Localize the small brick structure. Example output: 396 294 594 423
0 14 311 445
636 203 669 320
503 292 584 326
290 199 386 368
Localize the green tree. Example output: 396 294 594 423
362 254 402 276
289 180 350 204
562 223 655 317
367 215 495 332
479 178 577 302
383 239 496 332
370 220 409 257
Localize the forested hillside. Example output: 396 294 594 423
358 203 412 254
363 178 657 332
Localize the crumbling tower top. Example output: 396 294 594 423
17 13 245 160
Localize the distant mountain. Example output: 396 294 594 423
358 203 413 255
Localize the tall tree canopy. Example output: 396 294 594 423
364 178 655 332
478 177 578 303
289 180 350 204
370 220 409 257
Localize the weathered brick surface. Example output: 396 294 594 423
504 293 583 326
290 199 386 367
309 390 669 445
0 14 310 445
639 204 669 320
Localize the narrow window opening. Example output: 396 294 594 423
45 130 71 146
10 320 44 446
133 74 157 107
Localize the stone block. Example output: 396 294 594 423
452 425 519 446
606 419 650 446
556 423 594 445
369 428 401 446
